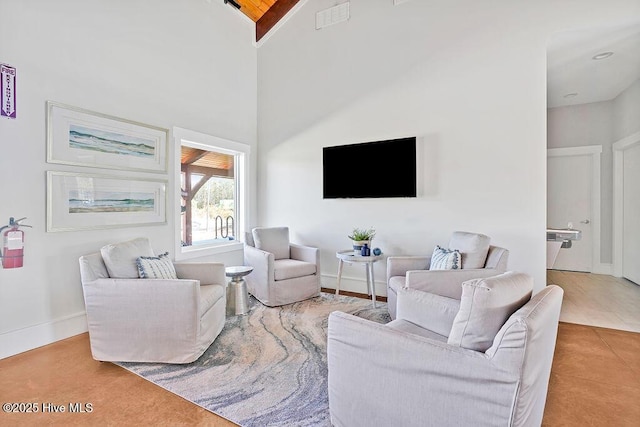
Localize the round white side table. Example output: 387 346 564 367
335 250 383 307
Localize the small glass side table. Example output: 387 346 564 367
225 266 254 316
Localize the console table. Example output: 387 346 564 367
335 250 383 307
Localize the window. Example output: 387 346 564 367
174 127 249 259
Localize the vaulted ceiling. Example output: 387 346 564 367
230 0 300 41
235 0 277 21
234 1 640 105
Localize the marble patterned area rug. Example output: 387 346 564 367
117 293 390 427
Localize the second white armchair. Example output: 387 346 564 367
244 227 321 307
386 231 509 319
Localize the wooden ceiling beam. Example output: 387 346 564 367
256 0 301 41
182 149 208 165
181 164 233 178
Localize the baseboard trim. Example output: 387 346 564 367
321 273 387 297
320 287 387 303
0 312 88 360
593 263 613 275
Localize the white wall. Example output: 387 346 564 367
256 0 640 295
0 0 257 359
547 102 614 149
613 78 640 140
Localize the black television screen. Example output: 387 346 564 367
323 137 417 199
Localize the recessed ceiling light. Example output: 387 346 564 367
563 93 578 98
592 52 614 60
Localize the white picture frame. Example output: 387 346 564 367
46 171 167 232
46 101 168 173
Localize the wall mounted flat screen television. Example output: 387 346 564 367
323 137 417 199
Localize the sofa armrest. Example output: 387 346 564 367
244 244 276 305
405 268 502 300
83 278 201 320
174 262 225 286
327 311 517 427
485 246 509 271
386 256 430 281
244 244 274 281
81 278 202 361
290 243 319 265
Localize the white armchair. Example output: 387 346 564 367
244 227 320 307
78 238 226 364
386 231 509 319
327 272 564 427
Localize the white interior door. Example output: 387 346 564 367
623 144 640 285
547 154 593 272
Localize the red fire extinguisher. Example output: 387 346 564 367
1 217 32 269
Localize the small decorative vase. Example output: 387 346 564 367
353 240 370 255
361 243 370 256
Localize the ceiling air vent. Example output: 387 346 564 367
316 2 350 30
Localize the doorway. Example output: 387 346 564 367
547 146 601 272
613 131 640 285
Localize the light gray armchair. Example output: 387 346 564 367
386 231 509 319
328 272 564 427
79 238 226 364
244 227 320 307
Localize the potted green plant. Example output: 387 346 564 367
348 227 375 254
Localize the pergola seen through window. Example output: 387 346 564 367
181 146 236 247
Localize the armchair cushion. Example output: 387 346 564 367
136 252 177 279
449 231 491 269
396 287 460 337
429 245 461 270
101 237 154 278
199 284 225 316
252 226 290 260
448 271 533 352
388 275 406 293
386 319 448 342
274 259 317 281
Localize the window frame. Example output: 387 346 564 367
173 127 249 260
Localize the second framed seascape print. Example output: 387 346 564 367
46 171 167 232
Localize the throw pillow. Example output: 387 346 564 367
136 252 177 279
448 231 491 269
447 271 533 352
252 227 290 260
429 245 461 270
101 237 155 278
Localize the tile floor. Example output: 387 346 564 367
547 270 640 332
543 323 640 426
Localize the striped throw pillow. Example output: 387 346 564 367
136 252 177 279
429 245 461 270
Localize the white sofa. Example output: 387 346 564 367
79 238 226 364
328 272 564 427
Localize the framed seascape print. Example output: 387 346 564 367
46 101 168 173
47 171 167 232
